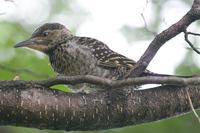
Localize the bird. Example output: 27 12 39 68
14 23 188 91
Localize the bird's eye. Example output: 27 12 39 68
43 31 49 37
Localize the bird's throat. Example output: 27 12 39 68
27 44 49 53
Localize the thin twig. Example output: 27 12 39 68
140 0 157 36
184 29 200 54
185 88 200 123
141 14 157 36
187 32 200 36
0 64 49 78
33 75 200 88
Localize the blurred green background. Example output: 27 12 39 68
0 0 200 132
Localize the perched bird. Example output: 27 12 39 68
14 23 183 91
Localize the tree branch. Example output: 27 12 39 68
126 0 200 77
140 0 157 36
0 80 200 131
184 29 200 54
32 75 200 88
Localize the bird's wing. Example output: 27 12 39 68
76 37 136 70
76 37 157 79
96 52 136 69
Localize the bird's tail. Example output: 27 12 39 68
142 71 195 78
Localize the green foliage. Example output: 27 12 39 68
175 51 200 76
0 22 53 80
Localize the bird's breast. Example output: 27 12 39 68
49 43 110 77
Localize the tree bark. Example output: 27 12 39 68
0 80 199 131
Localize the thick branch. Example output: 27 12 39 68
0 80 200 131
126 0 200 77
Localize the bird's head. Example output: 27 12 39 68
14 23 72 53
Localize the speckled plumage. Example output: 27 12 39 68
48 36 140 80
15 23 154 91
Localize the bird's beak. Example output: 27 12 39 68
14 38 36 48
14 38 49 52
